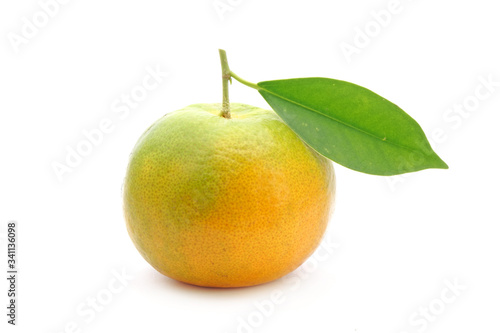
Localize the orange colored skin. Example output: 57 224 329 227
124 104 335 288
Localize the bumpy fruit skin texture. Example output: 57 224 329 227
124 103 335 288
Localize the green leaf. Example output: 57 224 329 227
257 78 448 176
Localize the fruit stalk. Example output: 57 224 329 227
219 49 231 119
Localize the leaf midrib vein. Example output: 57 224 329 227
259 87 422 155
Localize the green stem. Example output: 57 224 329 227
219 49 231 119
229 71 260 90
218 49 260 118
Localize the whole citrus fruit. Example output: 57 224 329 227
124 103 335 288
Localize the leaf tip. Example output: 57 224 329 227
429 153 449 171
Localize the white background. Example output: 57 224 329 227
1 0 499 332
